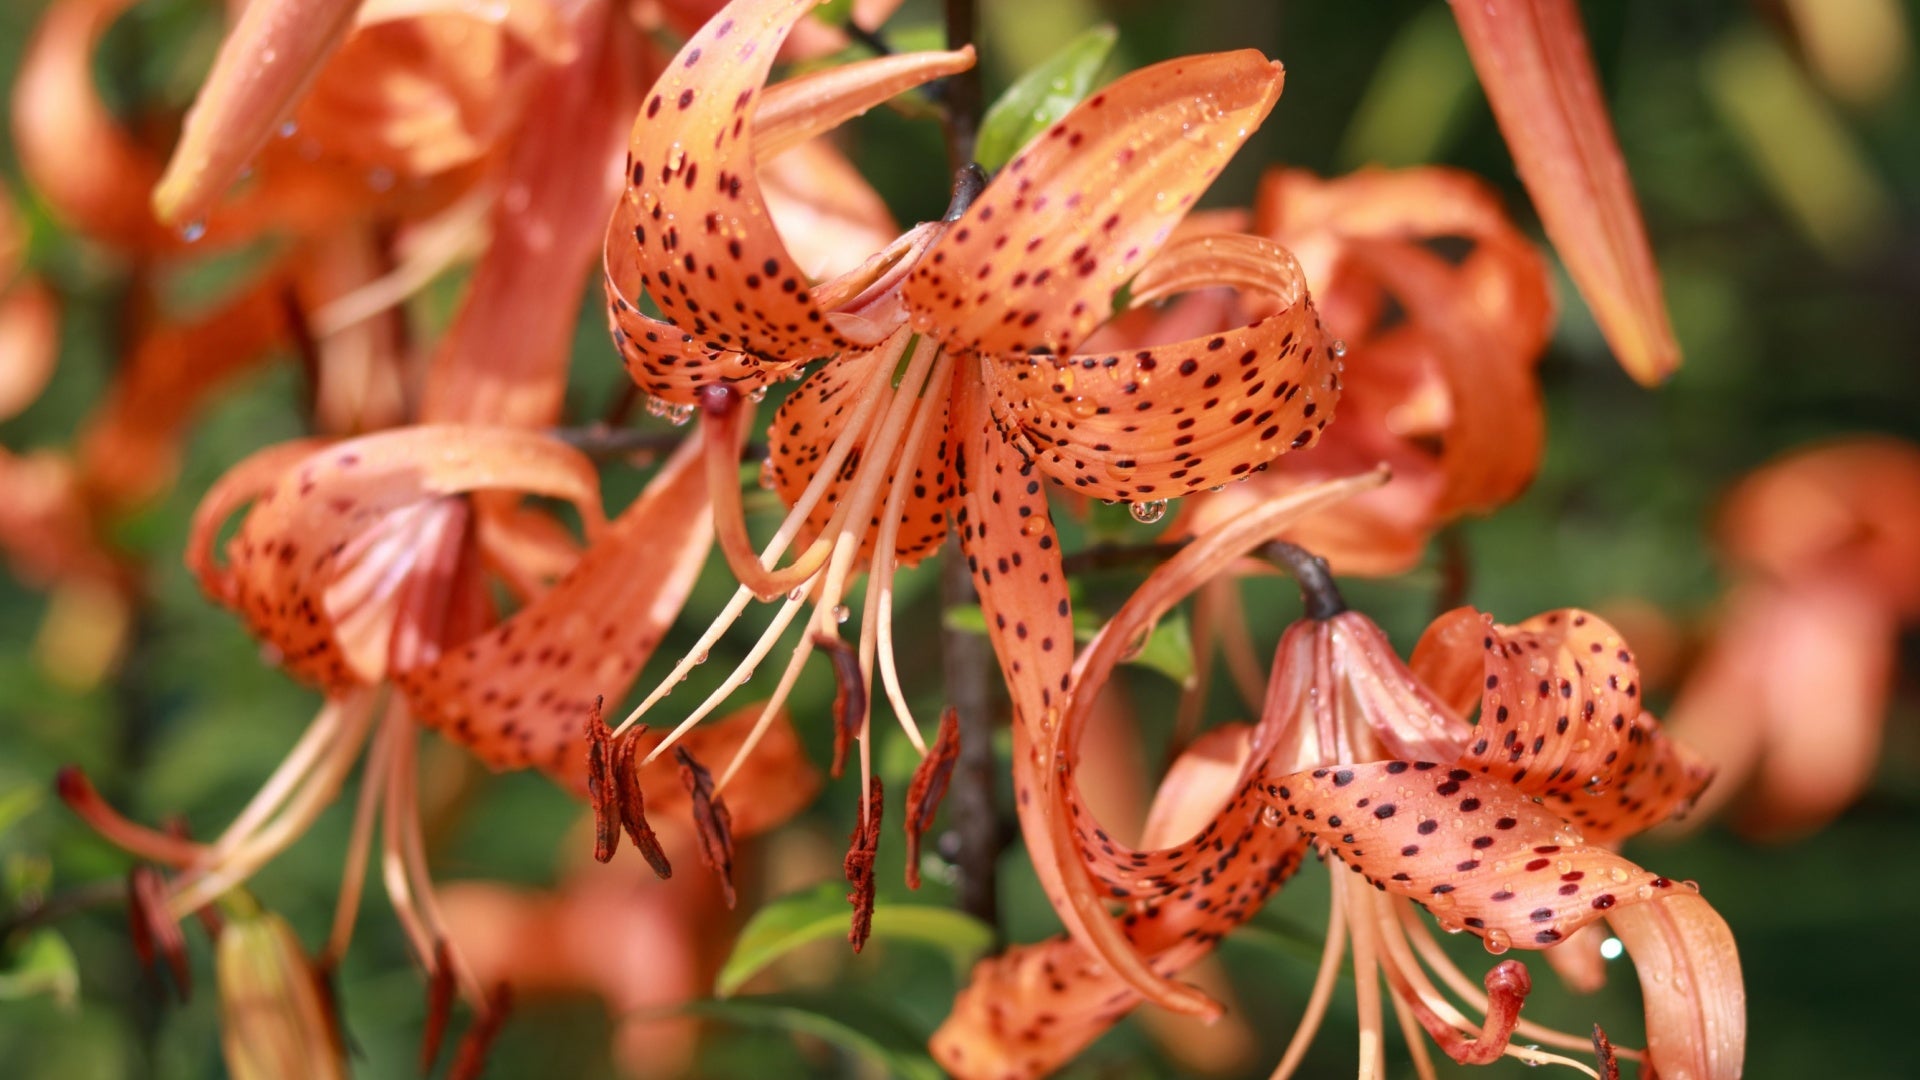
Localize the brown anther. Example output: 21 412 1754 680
1592 1024 1621 1080
903 707 961 889
844 777 884 952
612 727 672 880
420 940 456 1075
448 984 514 1080
676 748 736 908
584 698 620 864
815 633 867 779
127 865 191 1002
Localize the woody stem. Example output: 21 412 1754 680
940 0 981 170
1263 540 1348 620
941 539 1004 940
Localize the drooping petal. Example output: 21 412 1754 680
418 1 644 429
151 0 366 228
1449 0 1681 385
1267 761 1683 951
982 234 1341 503
932 727 1307 1080
397 437 711 785
1606 892 1745 1080
612 0 874 374
1410 605 1490 717
199 427 604 689
1324 611 1473 765
907 50 1285 359
757 140 899 281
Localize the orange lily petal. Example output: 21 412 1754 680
1267 761 1682 951
0 277 59 422
0 449 126 590
907 51 1284 359
934 726 1307 1080
79 268 300 509
1449 0 1680 384
1409 605 1489 717
982 234 1340 504
752 48 975 160
196 426 603 689
758 140 899 282
152 0 365 228
419 2 642 428
398 438 713 786
1605 892 1745 1080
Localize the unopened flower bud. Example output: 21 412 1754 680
216 910 346 1080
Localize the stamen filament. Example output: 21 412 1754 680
323 696 397 966
1270 869 1350 1080
1347 873 1388 1080
205 697 350 859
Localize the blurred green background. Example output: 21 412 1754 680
2 0 1917 1077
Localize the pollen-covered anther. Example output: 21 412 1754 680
676 747 736 908
613 726 672 879
583 699 620 864
1593 1023 1622 1080
903 707 960 889
844 776 884 952
127 865 192 1002
816 633 868 780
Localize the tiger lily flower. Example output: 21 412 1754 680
1668 437 1920 836
599 1 1341 925
970 478 1741 1077
1449 0 1682 385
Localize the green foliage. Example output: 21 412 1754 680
974 25 1119 172
716 884 993 998
661 992 945 1080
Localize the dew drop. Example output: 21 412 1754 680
1020 517 1047 537
1483 928 1512 955
831 604 851 624
1261 805 1284 826
277 120 298 138
666 403 695 426
179 220 207 243
748 385 768 403
1330 339 1348 358
757 460 775 489
1128 499 1168 524
692 650 709 665
787 586 808 602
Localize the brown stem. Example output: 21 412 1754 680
1060 538 1190 576
940 534 1003 940
939 0 982 171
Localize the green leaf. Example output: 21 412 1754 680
660 992 944 1080
812 0 855 27
1226 917 1329 965
0 931 80 1008
716 883 993 998
974 24 1119 172
0 783 43 838
942 605 1195 686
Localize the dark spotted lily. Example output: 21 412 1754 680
960 500 1742 1077
600 1 1343 912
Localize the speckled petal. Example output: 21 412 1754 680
202 426 603 689
906 50 1284 359
398 438 710 783
983 234 1341 503
1266 761 1682 950
765 347 954 565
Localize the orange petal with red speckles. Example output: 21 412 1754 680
399 437 709 781
907 51 1285 359
1410 605 1490 718
983 234 1341 504
1267 761 1679 950
1450 0 1680 385
200 427 603 689
1606 892 1745 1080
933 726 1306 1079
765 346 955 566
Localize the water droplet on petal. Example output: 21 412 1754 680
180 220 207 243
1483 928 1512 955
277 120 298 138
1330 339 1348 359
1128 499 1168 524
831 604 851 624
1020 517 1046 537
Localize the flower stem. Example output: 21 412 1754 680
940 0 982 170
940 536 1003 940
1264 540 1348 620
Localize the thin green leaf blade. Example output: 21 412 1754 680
0 931 80 1008
975 24 1119 172
715 883 993 998
666 992 945 1080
